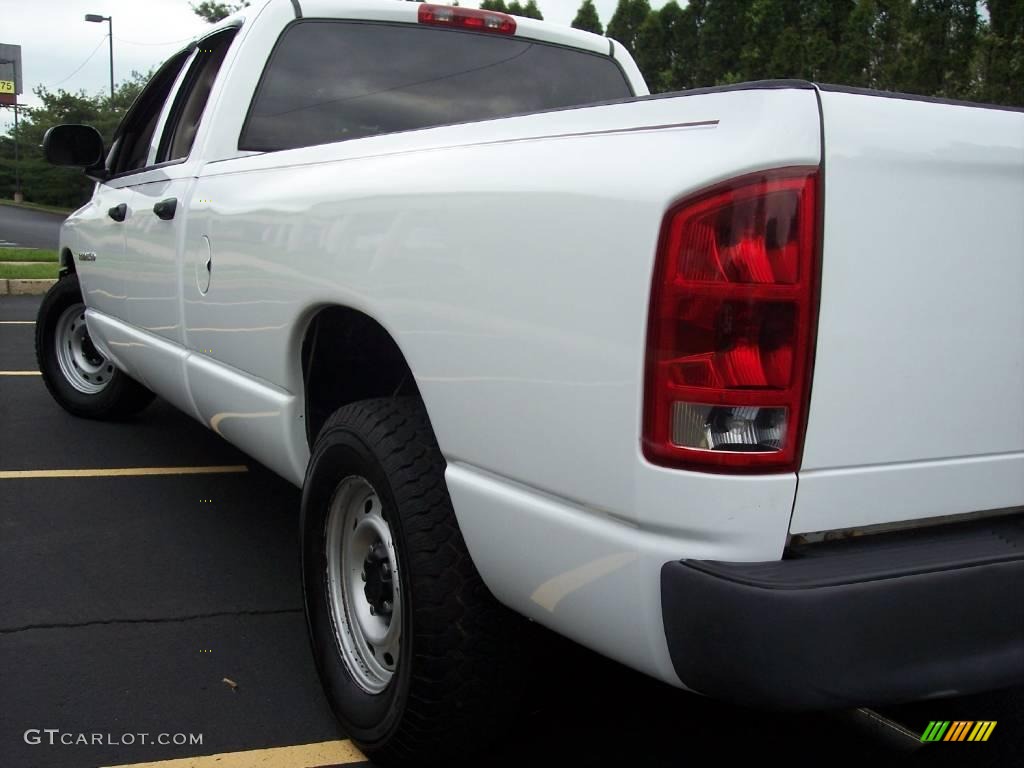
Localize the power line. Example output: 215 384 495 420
114 35 195 47
49 34 109 89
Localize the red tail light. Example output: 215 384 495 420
643 168 820 472
418 4 517 35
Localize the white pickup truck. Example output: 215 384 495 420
39 0 1024 762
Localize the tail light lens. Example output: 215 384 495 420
418 4 517 35
644 168 820 472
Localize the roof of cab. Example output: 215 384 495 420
295 0 612 55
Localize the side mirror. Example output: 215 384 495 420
43 124 106 172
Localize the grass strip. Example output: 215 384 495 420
0 248 58 263
0 262 60 279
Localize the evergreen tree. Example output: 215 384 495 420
635 11 669 88
479 0 509 11
873 0 914 91
634 2 688 91
521 0 543 19
907 1 978 99
657 1 687 88
572 0 604 35
740 0 789 79
699 0 754 84
838 0 877 85
607 0 652 54
837 0 913 91
797 0 854 82
978 0 1024 105
667 0 706 89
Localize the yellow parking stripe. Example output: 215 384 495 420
102 739 366 767
0 370 41 375
0 465 248 479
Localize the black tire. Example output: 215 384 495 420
35 275 154 420
301 397 529 765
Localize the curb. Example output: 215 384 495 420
0 279 56 296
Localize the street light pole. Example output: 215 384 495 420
84 14 114 100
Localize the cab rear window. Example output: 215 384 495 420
239 20 632 152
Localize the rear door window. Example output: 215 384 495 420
157 28 237 163
240 21 633 152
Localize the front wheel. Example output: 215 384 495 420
35 275 153 419
301 398 528 765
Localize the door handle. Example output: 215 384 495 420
153 198 177 220
107 203 127 222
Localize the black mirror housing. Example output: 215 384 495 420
43 124 106 172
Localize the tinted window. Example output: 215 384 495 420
240 21 632 151
109 49 190 175
158 29 237 162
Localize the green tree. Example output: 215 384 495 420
837 0 877 85
0 72 149 206
505 1 542 18
480 0 509 10
907 0 978 99
698 0 753 84
740 0 788 80
572 0 603 34
190 1 248 23
635 11 668 88
837 0 913 90
634 2 690 91
607 0 652 54
521 0 544 19
801 0 855 82
735 0 851 82
872 0 913 90
665 0 705 89
977 0 1024 105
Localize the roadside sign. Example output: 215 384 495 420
0 43 22 105
0 43 23 92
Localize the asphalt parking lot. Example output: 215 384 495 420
0 204 65 250
1 292 1019 768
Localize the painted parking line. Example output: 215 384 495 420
0 370 41 375
0 320 35 324
102 739 367 768
0 465 249 479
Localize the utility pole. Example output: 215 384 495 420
84 14 114 100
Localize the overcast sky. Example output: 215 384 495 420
0 0 670 132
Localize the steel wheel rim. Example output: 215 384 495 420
325 475 402 695
54 303 114 395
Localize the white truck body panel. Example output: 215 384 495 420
792 91 1024 533
84 86 820 681
53 0 1024 690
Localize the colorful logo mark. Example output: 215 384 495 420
921 721 996 742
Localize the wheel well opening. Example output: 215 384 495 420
301 306 420 447
60 248 76 277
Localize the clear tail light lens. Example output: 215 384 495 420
644 168 820 472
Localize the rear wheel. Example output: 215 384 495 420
35 275 153 419
301 397 528 765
